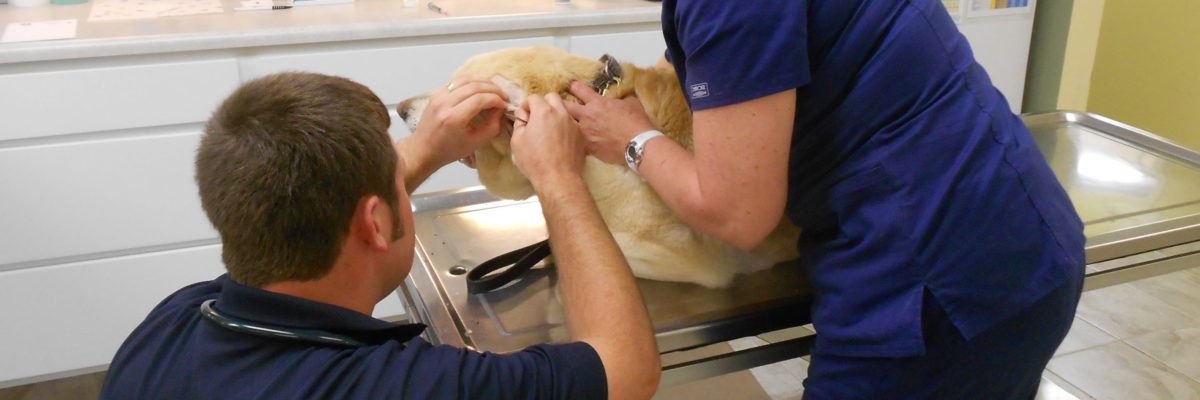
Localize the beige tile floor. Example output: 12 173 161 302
657 263 1200 400
4 262 1200 400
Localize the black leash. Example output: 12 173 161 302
466 239 552 294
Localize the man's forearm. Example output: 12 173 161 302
394 137 443 194
535 175 660 399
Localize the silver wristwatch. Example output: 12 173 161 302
624 130 666 173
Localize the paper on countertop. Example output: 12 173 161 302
88 0 224 21
1 19 78 43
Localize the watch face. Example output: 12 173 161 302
626 143 638 163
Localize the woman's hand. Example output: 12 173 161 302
564 81 657 166
407 77 509 169
511 93 586 187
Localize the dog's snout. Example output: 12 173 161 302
396 94 430 133
396 99 413 120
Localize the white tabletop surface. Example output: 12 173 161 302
0 0 661 64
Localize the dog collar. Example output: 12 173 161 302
590 54 623 96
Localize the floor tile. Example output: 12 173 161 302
729 337 808 400
1036 375 1081 400
1047 341 1200 400
1055 318 1119 356
1128 267 1200 321
0 371 105 400
1042 371 1094 400
1074 282 1200 339
1126 328 1200 382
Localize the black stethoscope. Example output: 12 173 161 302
200 299 366 347
199 239 550 348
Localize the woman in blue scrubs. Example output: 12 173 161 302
565 0 1086 398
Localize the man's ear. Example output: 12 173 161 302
355 195 391 250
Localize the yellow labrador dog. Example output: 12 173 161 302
398 46 799 288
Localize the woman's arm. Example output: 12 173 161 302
567 84 794 251
642 91 794 250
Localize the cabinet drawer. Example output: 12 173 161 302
0 246 224 385
0 58 240 141
0 246 407 386
0 129 216 268
246 37 555 104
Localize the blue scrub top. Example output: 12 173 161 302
101 275 607 399
663 0 1085 357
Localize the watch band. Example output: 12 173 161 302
625 130 666 173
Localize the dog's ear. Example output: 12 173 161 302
591 54 623 95
490 75 527 126
489 75 528 130
491 75 526 107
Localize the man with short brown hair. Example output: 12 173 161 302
101 72 660 399
195 73 403 287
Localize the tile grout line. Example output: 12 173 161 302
1073 285 1134 341
1127 264 1200 385
1042 369 1093 400
1126 276 1200 323
1053 318 1120 358
1120 331 1200 388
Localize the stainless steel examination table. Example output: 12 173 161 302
396 112 1200 386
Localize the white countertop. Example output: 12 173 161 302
0 0 661 64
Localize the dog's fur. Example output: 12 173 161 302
399 46 800 288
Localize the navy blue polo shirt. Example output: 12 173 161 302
663 0 1085 357
101 275 606 399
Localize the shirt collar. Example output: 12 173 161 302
213 274 426 345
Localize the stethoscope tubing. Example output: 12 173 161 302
200 299 366 347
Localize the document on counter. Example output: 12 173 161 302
88 0 223 21
1 19 78 43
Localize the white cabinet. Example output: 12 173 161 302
569 30 666 67
246 37 556 105
0 246 224 385
0 58 239 142
0 129 216 268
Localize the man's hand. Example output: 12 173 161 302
563 81 657 166
523 93 661 398
396 77 508 192
511 93 587 188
